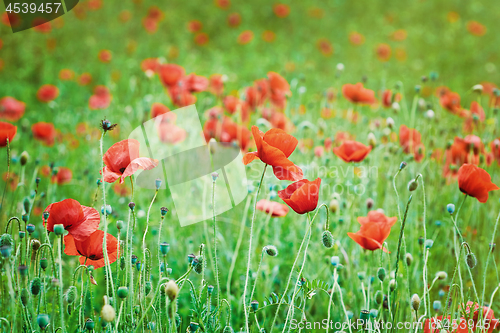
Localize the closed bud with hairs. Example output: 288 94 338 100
31 277 42 295
164 280 179 301
20 288 29 306
194 255 204 274
436 271 447 280
466 253 477 269
329 199 339 213
377 267 386 281
411 294 421 311
264 245 278 257
321 230 334 248
66 286 77 303
145 281 152 296
101 304 116 322
20 151 29 166
375 290 383 305
408 179 418 192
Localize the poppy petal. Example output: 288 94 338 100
120 157 159 183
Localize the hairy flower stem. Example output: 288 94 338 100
58 235 65 332
142 190 158 301
243 163 267 331
0 138 10 216
249 250 265 303
212 178 221 312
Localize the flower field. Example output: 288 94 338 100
1 0 500 332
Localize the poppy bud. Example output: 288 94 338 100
43 211 49 220
189 322 200 332
155 178 162 190
367 133 376 147
188 253 196 263
411 294 421 311
375 290 383 305
18 265 28 277
118 286 128 299
386 117 395 129
392 102 401 112
19 230 26 238
120 256 125 270
425 239 434 249
136 261 142 271
336 63 345 72
96 179 102 186
116 220 124 230
211 172 219 182
101 304 116 322
414 85 421 93
466 253 477 269
165 280 179 301
250 300 259 312
53 224 64 236
438 289 445 297
161 207 169 216
331 256 340 267
20 151 29 166
357 272 366 281
131 255 138 264
405 253 413 266
85 318 95 331
436 271 447 280
321 230 334 248
418 236 424 245
408 179 418 192
166 267 172 275
377 267 386 281
20 288 29 306
37 314 50 330
36 177 41 184
399 162 407 170
447 204 455 214
129 202 135 211
23 197 30 213
366 198 374 209
264 245 278 257
472 84 483 93
207 285 214 295
101 205 112 215
66 286 77 303
389 279 396 291
160 242 170 255
329 199 339 213
27 223 35 234
145 281 152 295
433 300 442 312
40 257 49 270
31 277 42 295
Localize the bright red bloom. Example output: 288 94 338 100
194 33 209 46
203 116 251 151
51 167 72 185
43 199 100 241
381 89 401 108
342 83 376 104
37 84 59 103
102 139 159 184
458 164 499 203
187 20 203 33
243 126 303 181
463 101 485 132
440 91 462 114
209 74 224 96
278 178 321 214
467 21 487 36
268 72 291 108
168 85 197 107
2 172 18 191
399 125 425 162
98 49 112 63
333 140 372 163
78 73 92 86
256 199 289 217
64 230 118 269
375 43 391 62
150 102 170 118
227 13 241 27
238 30 254 44
158 64 185 88
273 3 290 18
0 122 17 147
348 210 397 251
182 73 209 93
0 97 25 121
444 136 482 178
140 58 161 74
59 69 75 81
89 85 112 110
32 122 56 146
490 138 500 166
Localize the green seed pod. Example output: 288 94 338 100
194 255 204 274
411 294 421 311
117 286 128 299
0 233 13 247
145 281 152 296
85 319 95 331
31 277 42 295
37 314 50 330
466 253 477 269
389 279 397 291
20 151 29 166
20 288 29 306
321 230 334 248
66 286 77 304
53 224 64 236
264 245 278 257
375 290 383 305
250 300 259 312
40 257 49 270
116 220 124 230
377 267 386 282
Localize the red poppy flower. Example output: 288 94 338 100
89 85 112 110
463 101 485 132
444 136 482 178
333 140 372 163
98 49 112 63
59 69 75 81
440 91 461 114
158 122 187 144
463 301 499 333
78 73 92 86
158 64 185 88
256 199 289 217
0 122 17 147
342 83 376 104
64 230 118 269
263 30 276 43
51 167 72 185
467 21 487 36
349 31 365 45
273 3 290 18
491 138 500 166
182 73 209 93
102 139 159 184
457 164 499 203
227 13 241 27
43 198 100 241
37 84 59 103
194 33 209 45
203 116 251 150
2 172 18 191
168 85 197 107
243 126 303 181
348 210 397 251
0 97 26 121
187 20 203 33
316 38 333 56
238 30 254 44
278 178 321 214
113 181 131 197
381 89 401 108
150 102 170 118
209 74 224 96
140 58 161 74
375 43 392 62
32 122 56 146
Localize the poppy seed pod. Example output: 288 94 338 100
377 267 386 281
160 242 170 255
116 220 124 230
31 277 42 295
27 223 35 234
399 162 407 170
411 294 421 311
321 230 334 248
433 300 442 312
211 172 219 182
251 300 259 312
40 257 49 270
360 309 370 322
53 224 64 236
161 207 169 216
436 271 447 280
37 314 50 330
447 204 455 214
101 304 116 322
155 178 162 190
189 322 200 332
425 239 434 249
18 265 28 277
128 202 135 211
264 245 278 257
85 318 95 331
118 286 128 299
207 285 214 295
20 151 29 166
66 286 77 304
19 230 26 238
375 290 383 305
165 280 179 301
357 272 366 281
472 84 484 93
466 253 477 269
131 255 138 264
331 256 340 267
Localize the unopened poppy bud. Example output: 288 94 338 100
377 267 386 281
64 285 77 303
20 151 29 166
250 300 259 312
329 199 339 213
366 198 374 209
436 271 447 280
425 239 434 249
23 197 30 213
51 278 60 287
386 117 395 129
188 253 196 263
128 202 135 211
166 267 172 275
357 271 366 281
207 285 214 295
37 314 50 330
194 255 204 274
368 132 376 147
20 288 29 306
161 207 169 216
360 309 370 322
40 257 48 270
370 309 378 318
18 265 28 277
264 245 278 257
160 242 170 255
155 178 162 190
101 205 112 215
120 256 125 270
321 230 334 248
433 300 442 312
336 63 345 72
211 172 219 182
389 279 396 291
472 84 483 93
447 204 455 214
19 230 26 238
118 286 128 299
399 162 407 170
392 102 401 112
85 318 95 331
466 253 477 269
418 236 425 245
53 224 64 236
131 254 138 264
405 253 413 266
331 256 340 267
31 277 42 295
116 220 124 230
27 223 35 234
375 290 383 305
411 294 421 311
136 261 142 271
408 179 418 191
165 280 179 301
101 304 115 322
189 322 200 332
36 177 41 184
421 75 428 82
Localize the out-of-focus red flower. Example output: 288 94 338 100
381 89 401 108
463 101 485 132
262 30 276 43
182 73 209 93
349 31 365 45
102 139 159 184
278 178 321 214
113 181 131 197
458 164 498 203
203 115 251 150
78 73 92 86
209 74 225 96
333 140 372 163
444 136 483 178
187 20 203 33
58 69 75 81
43 198 100 241
98 49 112 63
33 20 51 33
89 85 112 110
215 0 230 9
376 43 391 61
440 91 462 114
119 10 132 22
238 30 254 44
223 96 244 114
158 64 185 88
243 126 303 181
342 83 376 104
2 12 21 27
87 0 102 10
0 97 25 122
2 172 18 191
273 3 290 18
142 17 158 33
140 58 161 75
51 167 72 185
194 32 209 45
0 122 16 147
490 138 500 166
268 72 291 108
156 113 187 144
467 21 487 36
348 210 397 251
463 301 499 333
32 122 56 146
391 29 407 41
168 85 197 107
316 38 333 56
150 102 170 118
227 13 241 27
314 146 324 157
64 230 118 269
256 199 289 217
37 84 59 103
399 125 424 162
146 6 164 21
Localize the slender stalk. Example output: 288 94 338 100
58 235 65 332
249 250 265 303
212 177 221 311
326 268 337 333
142 190 158 303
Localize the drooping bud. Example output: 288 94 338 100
321 230 334 248
466 253 477 269
447 203 455 214
436 271 447 280
31 277 42 295
264 245 278 257
405 253 413 266
20 151 29 166
375 290 383 305
165 280 179 301
66 286 77 304
407 179 418 192
411 294 421 311
329 199 339 213
377 267 386 282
